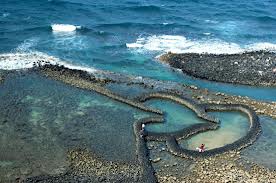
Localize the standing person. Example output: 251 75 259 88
196 144 205 152
200 144 205 152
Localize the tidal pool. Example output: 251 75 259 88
143 99 250 150
0 72 150 181
144 99 206 133
180 111 249 150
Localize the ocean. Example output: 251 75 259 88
1 0 276 100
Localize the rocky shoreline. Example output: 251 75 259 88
159 51 276 86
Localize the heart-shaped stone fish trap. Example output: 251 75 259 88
134 92 261 159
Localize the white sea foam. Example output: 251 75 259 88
126 35 243 54
15 38 39 52
0 51 97 73
51 34 89 51
126 35 276 54
51 24 81 32
247 42 276 52
204 19 219 24
203 32 211 35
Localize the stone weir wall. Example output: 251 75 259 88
38 65 262 159
39 64 162 115
136 92 219 123
159 51 276 86
38 64 276 119
37 65 162 182
33 64 263 182
134 93 261 160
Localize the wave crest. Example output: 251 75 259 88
126 35 276 54
51 24 81 32
0 51 96 73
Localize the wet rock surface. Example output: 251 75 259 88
159 51 276 86
25 149 143 183
157 151 276 183
0 66 275 182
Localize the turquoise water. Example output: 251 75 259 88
144 99 206 133
143 99 250 149
181 111 249 150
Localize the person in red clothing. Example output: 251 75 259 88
196 144 205 152
200 144 205 152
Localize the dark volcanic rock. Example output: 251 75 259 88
159 51 276 86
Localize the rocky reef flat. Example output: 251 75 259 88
37 65 276 182
156 150 276 183
159 51 276 86
1 65 276 183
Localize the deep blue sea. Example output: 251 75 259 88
1 0 276 100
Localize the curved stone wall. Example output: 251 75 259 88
134 92 261 160
136 92 219 123
33 65 262 179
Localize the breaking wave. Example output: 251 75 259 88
51 24 81 32
15 38 39 52
0 51 96 73
126 35 276 54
